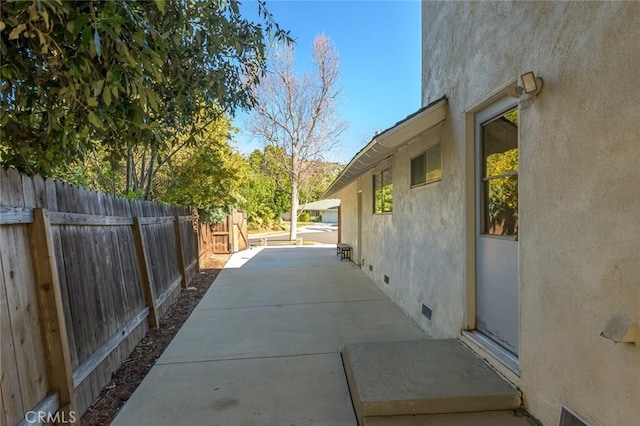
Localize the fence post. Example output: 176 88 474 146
194 210 200 273
29 208 78 416
227 212 234 253
174 215 187 288
132 217 159 328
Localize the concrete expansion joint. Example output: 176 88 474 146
155 351 339 367
196 297 389 312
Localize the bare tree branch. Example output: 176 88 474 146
247 34 346 240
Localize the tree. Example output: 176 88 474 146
0 0 289 176
247 34 346 240
298 160 342 207
152 113 244 222
237 148 289 229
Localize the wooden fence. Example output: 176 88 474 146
198 209 247 259
0 167 198 424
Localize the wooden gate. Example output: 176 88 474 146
198 210 248 259
231 210 248 252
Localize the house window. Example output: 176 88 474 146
411 143 442 187
373 168 393 213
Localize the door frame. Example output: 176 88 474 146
463 80 521 373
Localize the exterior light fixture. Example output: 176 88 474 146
507 71 544 99
520 71 543 96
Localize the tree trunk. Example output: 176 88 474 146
143 148 157 199
126 146 132 193
289 177 298 241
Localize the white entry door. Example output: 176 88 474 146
475 97 519 355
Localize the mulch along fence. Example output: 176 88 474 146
0 167 203 424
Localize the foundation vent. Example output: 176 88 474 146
421 303 433 321
558 405 590 426
384 275 389 284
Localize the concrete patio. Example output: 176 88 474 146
112 247 530 425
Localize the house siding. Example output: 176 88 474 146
338 2 639 425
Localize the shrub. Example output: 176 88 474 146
299 212 311 222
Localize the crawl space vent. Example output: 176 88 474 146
421 304 433 321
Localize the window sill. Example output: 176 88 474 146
410 179 442 189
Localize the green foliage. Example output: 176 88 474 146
234 146 340 229
373 169 393 213
484 109 518 234
152 114 243 219
298 160 342 205
299 211 310 222
486 148 518 229
237 148 288 228
1 0 290 176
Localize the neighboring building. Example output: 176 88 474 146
281 199 340 223
325 2 639 425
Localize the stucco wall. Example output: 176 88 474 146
339 183 359 258
337 2 639 425
427 2 639 424
338 121 464 338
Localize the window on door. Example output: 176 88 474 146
481 109 518 236
373 168 393 213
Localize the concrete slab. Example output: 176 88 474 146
198 269 383 310
209 266 371 286
111 353 356 426
113 247 528 426
157 300 427 364
343 340 521 422
362 411 535 426
228 246 348 270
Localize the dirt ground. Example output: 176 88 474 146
80 254 229 425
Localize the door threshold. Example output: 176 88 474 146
462 330 520 376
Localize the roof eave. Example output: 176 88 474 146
324 96 447 197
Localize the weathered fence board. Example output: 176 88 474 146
30 209 76 416
1 169 49 418
1 267 24 426
0 167 201 422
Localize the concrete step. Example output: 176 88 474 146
362 410 535 426
342 339 522 424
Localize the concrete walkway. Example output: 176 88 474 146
112 246 427 426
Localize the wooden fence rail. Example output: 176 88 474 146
0 168 199 424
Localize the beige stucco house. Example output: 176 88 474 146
325 2 639 425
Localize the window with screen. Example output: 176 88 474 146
411 143 442 187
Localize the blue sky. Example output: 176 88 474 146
233 0 422 164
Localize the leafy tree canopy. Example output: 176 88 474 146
153 112 244 222
1 0 289 175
